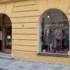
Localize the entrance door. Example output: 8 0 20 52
0 14 3 51
0 14 12 53
0 31 2 50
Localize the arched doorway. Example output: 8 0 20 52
40 9 69 55
0 14 12 53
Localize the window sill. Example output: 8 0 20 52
37 52 69 57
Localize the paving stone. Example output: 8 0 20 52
0 53 70 70
0 68 7 70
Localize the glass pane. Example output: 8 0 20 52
41 9 69 54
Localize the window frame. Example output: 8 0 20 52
37 9 70 57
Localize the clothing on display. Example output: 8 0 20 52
41 25 69 53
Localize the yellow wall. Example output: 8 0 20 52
12 0 70 65
11 0 39 58
0 0 70 65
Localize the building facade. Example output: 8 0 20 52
0 0 70 65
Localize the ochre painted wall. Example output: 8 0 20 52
0 0 70 65
11 0 39 57
12 0 70 65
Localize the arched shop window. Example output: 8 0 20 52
40 9 69 55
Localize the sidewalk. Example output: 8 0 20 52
0 53 70 70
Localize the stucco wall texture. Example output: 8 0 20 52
0 0 70 65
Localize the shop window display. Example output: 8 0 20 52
41 9 69 54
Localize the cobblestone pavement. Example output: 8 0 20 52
0 53 70 70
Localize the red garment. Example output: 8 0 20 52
55 29 62 51
55 29 62 40
56 39 62 51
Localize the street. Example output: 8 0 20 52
0 53 70 70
